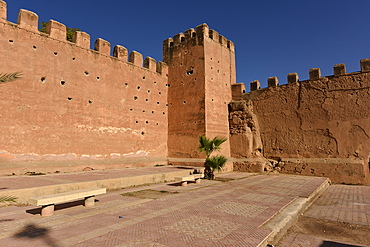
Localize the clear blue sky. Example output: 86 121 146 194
6 0 370 90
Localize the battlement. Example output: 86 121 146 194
232 58 370 97
0 0 167 75
163 23 234 55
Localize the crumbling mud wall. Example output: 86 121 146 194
230 63 370 184
0 2 168 173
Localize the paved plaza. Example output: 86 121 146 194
0 168 368 246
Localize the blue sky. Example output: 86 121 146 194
5 0 370 90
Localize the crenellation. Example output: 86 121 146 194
17 9 38 32
287 73 299 84
218 34 227 47
360 58 370 72
227 40 235 52
94 38 111 56
73 31 90 49
267 76 279 87
184 28 195 40
130 50 143 67
156 61 168 76
209 29 219 41
196 23 209 45
309 68 321 80
144 57 156 71
334 63 346 76
0 0 6 22
173 33 185 45
113 45 128 61
231 83 246 100
250 80 261 91
46 20 66 41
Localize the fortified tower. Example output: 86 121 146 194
163 24 236 158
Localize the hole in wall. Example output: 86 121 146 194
186 67 194 75
33 45 37 49
143 110 146 112
154 81 157 84
84 71 89 76
88 100 92 104
192 32 196 38
141 131 145 135
125 83 128 87
96 77 100 80
243 90 246 93
137 86 140 90
180 63 183 66
183 101 186 104
210 57 213 60
152 111 154 114
40 77 46 83
170 42 174 47
217 70 220 73
9 40 14 43
60 81 66 86
68 97 73 101
159 92 162 95
135 121 138 123
156 123 159 125
145 99 148 101
145 121 149 124
181 37 185 42
72 57 75 60
130 109 133 111
147 90 151 93
162 112 165 115
157 102 160 105
134 96 138 100
170 103 173 106
143 76 145 80
211 99 214 101
54 52 58 55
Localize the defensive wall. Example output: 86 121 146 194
0 0 369 184
230 62 370 184
0 1 169 173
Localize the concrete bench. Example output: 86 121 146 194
174 174 204 187
29 188 106 216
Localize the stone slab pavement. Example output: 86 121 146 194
0 170 329 247
277 185 370 247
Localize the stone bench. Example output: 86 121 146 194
29 188 106 216
174 174 204 187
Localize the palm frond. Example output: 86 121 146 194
0 72 22 84
205 155 227 171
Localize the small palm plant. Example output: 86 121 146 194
0 72 22 84
198 135 227 179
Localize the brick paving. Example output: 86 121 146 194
278 185 370 247
0 171 329 247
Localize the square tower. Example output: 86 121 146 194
163 24 236 158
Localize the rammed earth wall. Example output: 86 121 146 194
0 2 169 171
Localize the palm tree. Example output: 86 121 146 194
0 72 22 84
198 135 227 179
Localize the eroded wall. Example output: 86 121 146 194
230 65 370 184
0 4 168 172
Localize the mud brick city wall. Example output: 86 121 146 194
230 65 370 184
0 5 168 168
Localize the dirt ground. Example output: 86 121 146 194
278 216 370 246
